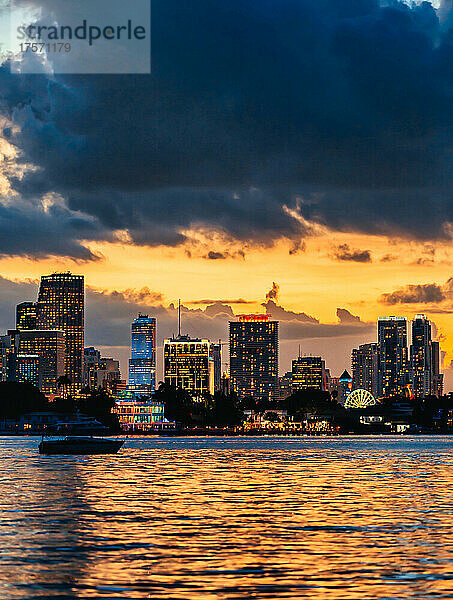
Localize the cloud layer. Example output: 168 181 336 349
2 1 453 257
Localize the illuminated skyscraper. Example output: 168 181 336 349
164 336 214 397
18 330 65 394
36 272 84 392
352 343 378 396
15 355 40 388
229 315 278 401
410 315 432 398
377 316 409 397
292 356 326 391
128 315 156 393
16 302 37 330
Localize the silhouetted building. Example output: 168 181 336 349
292 356 326 391
36 272 84 393
16 302 37 330
352 343 378 396
17 330 65 394
431 341 444 397
277 371 293 401
128 315 156 393
164 336 214 397
378 317 409 397
84 346 121 392
211 343 222 391
229 315 278 401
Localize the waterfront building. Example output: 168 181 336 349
17 330 65 394
113 389 168 432
128 315 156 393
164 335 214 397
292 356 326 391
229 315 278 401
377 316 409 397
16 302 37 330
352 343 379 396
36 272 84 393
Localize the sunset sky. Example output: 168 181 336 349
1 0 453 386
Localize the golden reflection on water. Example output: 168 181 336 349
1 436 453 599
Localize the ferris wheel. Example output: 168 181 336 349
345 389 377 409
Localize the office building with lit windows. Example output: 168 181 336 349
17 330 65 394
292 356 326 391
36 272 84 393
15 355 40 388
16 302 37 330
352 343 379 397
164 336 214 397
229 315 278 401
128 315 156 393
410 315 432 398
377 316 409 397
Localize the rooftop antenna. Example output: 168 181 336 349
178 299 181 337
298 344 301 358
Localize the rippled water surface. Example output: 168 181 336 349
2 436 453 599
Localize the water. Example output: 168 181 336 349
1 436 453 599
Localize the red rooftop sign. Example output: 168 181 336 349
237 314 271 322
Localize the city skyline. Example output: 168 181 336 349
0 270 447 397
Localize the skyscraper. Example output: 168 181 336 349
431 341 444 397
16 302 37 330
36 272 84 392
164 336 214 397
292 356 326 391
18 330 65 394
229 315 278 401
210 342 222 391
352 343 378 397
128 315 156 393
410 315 432 398
377 316 409 397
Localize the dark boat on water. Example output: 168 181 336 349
39 436 125 455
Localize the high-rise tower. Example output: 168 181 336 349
128 314 156 393
410 315 432 398
16 302 37 330
229 315 278 401
36 272 84 392
377 316 409 397
352 343 379 397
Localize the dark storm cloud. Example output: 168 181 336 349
0 275 37 329
2 0 453 257
204 250 245 260
334 244 372 263
380 283 446 305
337 308 362 323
